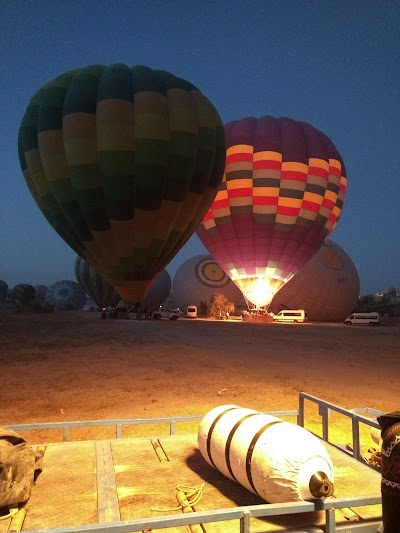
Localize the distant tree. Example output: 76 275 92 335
209 293 235 319
355 288 400 317
199 300 208 317
355 294 377 313
377 287 399 317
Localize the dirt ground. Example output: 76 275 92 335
1 312 399 444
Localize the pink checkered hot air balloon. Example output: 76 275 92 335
197 116 347 309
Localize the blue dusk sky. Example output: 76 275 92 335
0 0 399 295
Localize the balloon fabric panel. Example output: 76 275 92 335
74 255 120 309
197 116 347 308
18 65 225 302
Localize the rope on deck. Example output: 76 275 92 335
150 483 204 512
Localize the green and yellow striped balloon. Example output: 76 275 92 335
18 64 225 302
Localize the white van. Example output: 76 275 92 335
273 309 307 323
344 313 380 326
186 305 198 318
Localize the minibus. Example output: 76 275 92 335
344 313 380 326
186 305 198 318
273 309 307 323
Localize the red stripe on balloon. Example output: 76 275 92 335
253 159 281 170
202 211 214 222
281 170 307 182
212 198 230 209
253 196 278 205
226 152 253 164
322 198 335 209
277 205 300 216
301 200 321 212
228 188 253 198
329 165 342 177
308 166 328 178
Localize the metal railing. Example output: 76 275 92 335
298 391 382 464
9 410 299 443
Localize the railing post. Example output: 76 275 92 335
325 507 336 533
240 509 251 533
319 404 329 441
298 393 305 427
351 417 360 460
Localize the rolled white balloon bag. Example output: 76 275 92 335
198 405 334 503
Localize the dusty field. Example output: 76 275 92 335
0 312 399 444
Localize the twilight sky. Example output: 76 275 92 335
0 0 399 295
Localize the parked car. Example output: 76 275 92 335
152 308 180 320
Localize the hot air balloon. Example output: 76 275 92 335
141 269 171 309
0 280 8 303
45 280 86 311
18 64 225 303
197 116 347 308
34 284 48 302
75 255 121 308
172 255 244 311
269 239 360 322
12 284 36 307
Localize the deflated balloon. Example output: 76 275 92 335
197 116 347 308
18 64 225 302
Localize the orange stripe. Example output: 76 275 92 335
227 144 253 156
253 150 282 162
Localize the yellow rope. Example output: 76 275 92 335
150 483 204 512
0 507 18 521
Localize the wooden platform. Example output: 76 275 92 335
0 435 382 532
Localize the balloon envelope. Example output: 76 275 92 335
197 116 347 308
75 255 120 308
172 255 244 311
141 269 171 309
45 280 86 311
269 240 360 321
18 64 225 303
0 280 8 303
12 284 36 306
34 284 48 301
